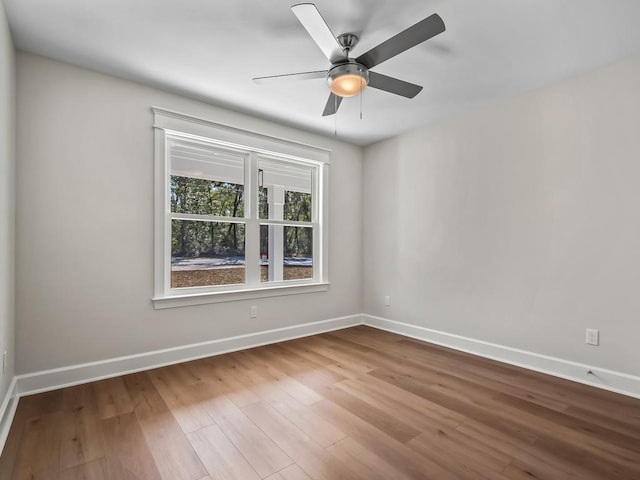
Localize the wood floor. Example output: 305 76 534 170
1 326 639 479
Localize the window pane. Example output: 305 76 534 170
170 143 245 217
260 225 269 282
171 176 244 217
285 226 313 280
284 191 312 222
259 158 313 221
258 186 269 219
171 220 245 287
261 225 312 282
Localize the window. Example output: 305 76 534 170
153 108 329 308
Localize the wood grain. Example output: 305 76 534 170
101 412 161 479
60 384 105 471
11 412 62 480
93 377 134 420
1 326 638 479
242 401 362 480
122 372 207 479
59 458 109 480
265 464 312 480
147 365 215 434
197 382 293 477
187 424 261 480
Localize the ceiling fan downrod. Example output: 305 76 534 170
337 33 359 56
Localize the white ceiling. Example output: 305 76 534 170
5 0 640 145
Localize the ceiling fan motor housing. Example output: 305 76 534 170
327 62 369 97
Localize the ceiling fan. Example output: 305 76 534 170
253 3 446 116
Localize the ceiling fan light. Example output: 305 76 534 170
327 63 369 98
330 74 366 97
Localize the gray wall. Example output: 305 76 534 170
0 0 15 400
13 46 640 381
15 52 363 374
363 54 640 377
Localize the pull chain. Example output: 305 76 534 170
334 94 338 136
360 82 363 120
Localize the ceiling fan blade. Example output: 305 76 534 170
322 93 343 116
356 13 445 69
367 71 423 98
292 3 347 64
253 70 328 83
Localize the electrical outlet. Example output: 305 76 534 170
384 295 391 306
250 306 258 318
586 328 599 346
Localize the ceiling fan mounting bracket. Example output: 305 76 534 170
337 33 359 55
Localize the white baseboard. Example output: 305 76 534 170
0 314 361 454
10 312 640 400
2 311 639 456
15 314 363 397
0 377 19 454
362 314 640 400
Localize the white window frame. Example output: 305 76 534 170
152 107 330 309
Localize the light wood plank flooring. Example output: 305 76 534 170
1 326 639 479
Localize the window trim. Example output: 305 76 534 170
152 107 330 309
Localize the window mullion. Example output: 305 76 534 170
258 219 313 227
170 212 247 224
160 132 171 296
313 164 321 282
245 152 260 286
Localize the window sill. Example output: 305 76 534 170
152 282 330 309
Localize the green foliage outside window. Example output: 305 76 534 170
284 191 312 256
171 176 245 257
170 175 312 259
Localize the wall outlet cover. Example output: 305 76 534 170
586 328 599 346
